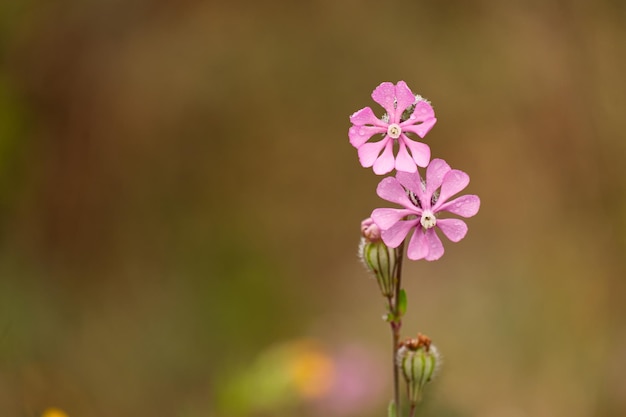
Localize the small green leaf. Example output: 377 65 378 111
387 399 397 417
397 289 407 317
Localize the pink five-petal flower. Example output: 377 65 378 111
370 159 480 261
348 81 437 175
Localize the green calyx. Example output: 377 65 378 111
396 334 440 405
359 239 400 298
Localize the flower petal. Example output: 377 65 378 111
423 229 445 261
406 228 428 260
371 208 414 230
436 218 468 242
394 81 417 119
372 141 396 175
376 177 415 208
371 82 396 117
425 159 451 199
410 100 436 122
381 219 417 248
349 125 386 148
350 107 385 127
357 138 389 168
402 117 437 138
437 195 480 217
407 228 444 261
394 141 417 173
402 136 431 168
395 170 425 203
436 169 470 205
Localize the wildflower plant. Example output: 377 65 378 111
350 82 480 417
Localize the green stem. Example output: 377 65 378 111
389 241 405 415
387 299 399 414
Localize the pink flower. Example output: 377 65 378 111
348 81 437 175
371 159 480 261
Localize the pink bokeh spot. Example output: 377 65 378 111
371 159 480 261
348 81 437 175
309 345 386 417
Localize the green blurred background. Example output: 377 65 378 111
1 0 625 416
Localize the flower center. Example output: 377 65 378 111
420 210 437 229
387 123 402 139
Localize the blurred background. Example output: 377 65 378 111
1 0 625 416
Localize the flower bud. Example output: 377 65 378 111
358 218 399 298
396 333 440 405
360 218 381 242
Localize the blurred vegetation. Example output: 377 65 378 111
1 0 626 416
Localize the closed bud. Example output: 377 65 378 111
358 218 399 298
396 333 440 405
360 217 381 242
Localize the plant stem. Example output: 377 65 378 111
387 300 400 413
389 241 405 414
391 320 401 414
409 403 417 417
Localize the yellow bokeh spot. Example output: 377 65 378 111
288 344 335 399
41 408 69 417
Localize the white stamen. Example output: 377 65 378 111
387 123 402 139
420 210 437 229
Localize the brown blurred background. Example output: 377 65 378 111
1 0 625 416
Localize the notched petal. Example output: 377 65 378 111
410 101 436 122
436 169 470 204
425 159 451 196
394 142 418 173
349 125 385 148
358 139 389 167
395 170 425 203
371 208 413 229
403 117 437 138
371 82 396 115
424 229 445 261
436 195 480 217
381 219 417 248
401 136 431 168
376 176 415 208
406 228 428 260
394 81 416 115
373 142 396 175
436 218 468 242
350 107 384 126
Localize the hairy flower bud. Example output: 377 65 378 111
396 333 440 405
358 218 399 298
